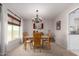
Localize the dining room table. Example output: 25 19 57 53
24 35 50 49
25 35 49 40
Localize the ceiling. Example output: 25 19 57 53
4 3 74 20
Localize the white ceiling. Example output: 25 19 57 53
4 3 74 20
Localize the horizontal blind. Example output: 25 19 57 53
8 14 21 26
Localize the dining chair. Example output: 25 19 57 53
42 33 51 49
33 32 42 52
23 32 29 50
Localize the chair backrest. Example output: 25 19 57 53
47 32 52 42
23 32 29 36
23 32 29 43
33 32 42 47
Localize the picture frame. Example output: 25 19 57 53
56 20 61 30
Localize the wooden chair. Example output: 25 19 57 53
33 32 42 52
42 33 51 49
23 32 29 50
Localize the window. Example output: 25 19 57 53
7 13 21 43
13 25 20 40
8 24 12 42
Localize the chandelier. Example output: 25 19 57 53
32 10 42 23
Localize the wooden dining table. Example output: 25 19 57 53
25 35 49 40
23 35 52 49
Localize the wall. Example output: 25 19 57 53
22 5 75 49
53 12 68 49
0 4 8 55
23 6 70 49
6 6 23 52
22 4 79 50
7 39 21 52
0 5 1 54
23 18 55 36
0 4 23 55
53 4 79 49
23 20 33 36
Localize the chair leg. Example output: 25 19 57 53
48 42 51 49
24 42 27 50
32 46 35 52
40 47 41 52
